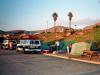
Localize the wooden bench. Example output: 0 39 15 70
82 50 99 60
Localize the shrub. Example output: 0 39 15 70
91 26 100 48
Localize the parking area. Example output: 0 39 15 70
0 50 100 75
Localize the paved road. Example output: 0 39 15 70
0 50 100 75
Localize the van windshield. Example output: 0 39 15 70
30 40 39 44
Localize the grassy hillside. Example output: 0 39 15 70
40 26 100 44
40 29 91 43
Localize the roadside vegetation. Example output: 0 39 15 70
91 26 100 49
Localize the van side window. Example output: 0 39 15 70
30 40 39 44
35 41 39 44
26 40 29 44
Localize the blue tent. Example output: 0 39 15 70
41 41 49 50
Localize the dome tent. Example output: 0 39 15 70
70 42 91 56
59 40 66 52
66 40 75 44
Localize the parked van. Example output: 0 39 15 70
16 39 41 53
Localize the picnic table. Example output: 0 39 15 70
82 50 100 60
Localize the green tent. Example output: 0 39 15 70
59 40 66 52
67 40 75 44
58 40 75 52
70 42 91 56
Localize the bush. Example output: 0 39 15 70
47 40 56 45
77 35 83 42
91 26 100 48
41 32 45 35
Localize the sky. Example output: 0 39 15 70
0 0 100 31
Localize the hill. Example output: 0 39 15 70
39 22 100 42
0 22 100 43
83 22 100 30
36 26 67 33
0 30 36 35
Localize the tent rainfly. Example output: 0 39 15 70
70 42 91 56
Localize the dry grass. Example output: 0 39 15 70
37 29 92 43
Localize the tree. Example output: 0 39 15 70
52 12 58 32
68 12 73 30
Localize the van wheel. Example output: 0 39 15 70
16 50 19 52
16 48 19 52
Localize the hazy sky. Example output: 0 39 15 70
0 0 100 31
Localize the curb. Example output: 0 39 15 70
43 53 100 65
